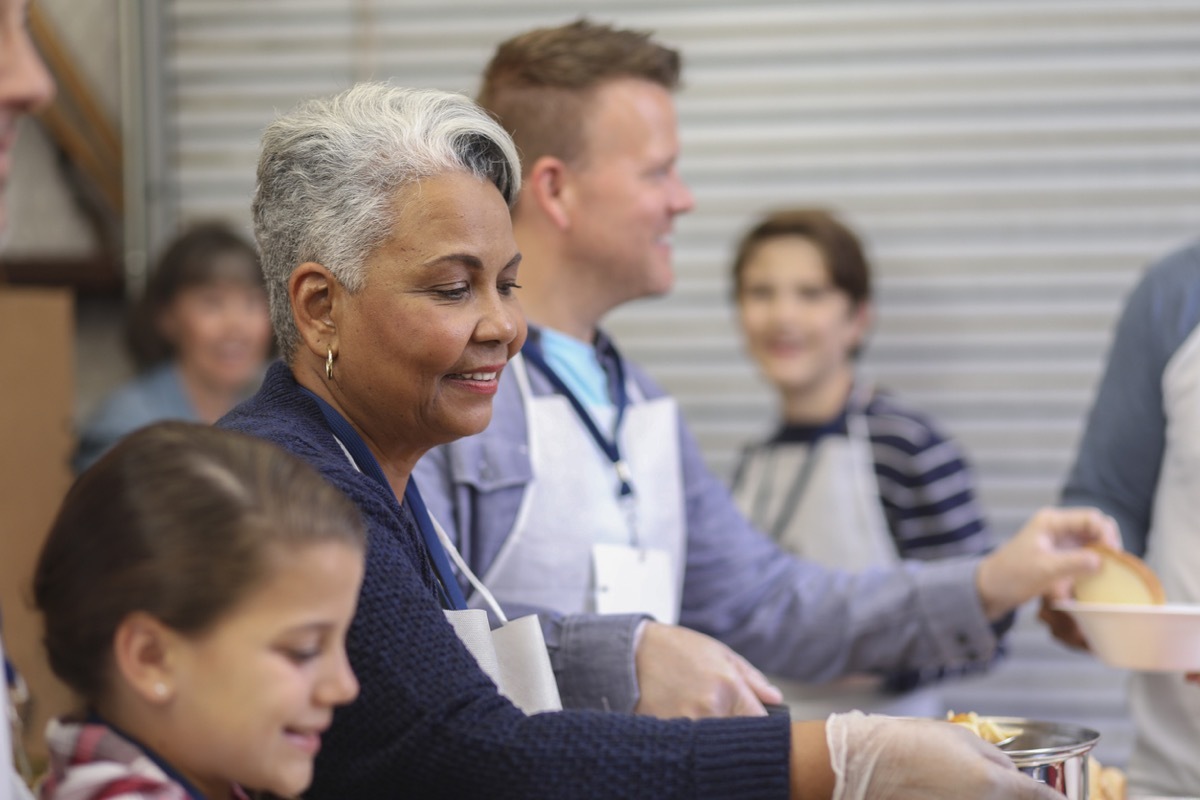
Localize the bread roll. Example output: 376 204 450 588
1073 543 1165 605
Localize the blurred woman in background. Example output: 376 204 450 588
74 223 273 471
730 208 996 718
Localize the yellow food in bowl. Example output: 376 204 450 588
946 711 1022 744
1088 755 1127 800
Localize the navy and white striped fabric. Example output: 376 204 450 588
745 387 993 562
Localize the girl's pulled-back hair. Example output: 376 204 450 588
126 222 264 370
34 421 365 703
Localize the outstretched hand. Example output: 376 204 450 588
975 507 1120 621
633 621 782 719
1037 594 1091 650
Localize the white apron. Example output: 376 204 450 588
1127 323 1200 795
733 396 943 719
478 355 687 626
331 436 562 715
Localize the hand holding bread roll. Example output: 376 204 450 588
1041 538 1165 651
974 507 1121 621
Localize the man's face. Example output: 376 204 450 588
563 78 694 309
0 0 55 238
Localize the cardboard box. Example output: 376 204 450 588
0 286 76 762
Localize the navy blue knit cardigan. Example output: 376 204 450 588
220 361 791 799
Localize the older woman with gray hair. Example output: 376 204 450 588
220 82 1066 800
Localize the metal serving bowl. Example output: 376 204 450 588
992 716 1101 799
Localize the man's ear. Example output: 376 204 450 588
524 155 573 230
112 611 181 705
289 261 340 360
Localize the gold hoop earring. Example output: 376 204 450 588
326 347 335 381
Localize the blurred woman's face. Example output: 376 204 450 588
331 171 525 453
163 278 273 393
737 235 869 398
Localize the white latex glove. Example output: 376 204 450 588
633 621 783 719
826 711 1063 800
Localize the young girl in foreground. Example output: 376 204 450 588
35 422 365 800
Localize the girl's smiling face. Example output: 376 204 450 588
156 540 363 799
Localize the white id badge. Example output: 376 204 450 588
592 543 678 625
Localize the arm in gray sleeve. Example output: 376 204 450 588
1060 245 1200 556
413 426 649 712
673 410 1000 680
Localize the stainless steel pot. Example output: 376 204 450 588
994 717 1101 799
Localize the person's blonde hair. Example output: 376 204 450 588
477 19 681 174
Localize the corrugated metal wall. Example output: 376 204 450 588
155 0 1200 767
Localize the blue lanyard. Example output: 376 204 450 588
521 334 634 498
302 388 467 610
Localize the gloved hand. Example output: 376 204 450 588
826 711 1063 800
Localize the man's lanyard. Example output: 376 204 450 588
303 388 467 610
521 335 634 498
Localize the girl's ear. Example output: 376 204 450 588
112 611 181 704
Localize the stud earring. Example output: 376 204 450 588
153 682 168 699
326 347 335 381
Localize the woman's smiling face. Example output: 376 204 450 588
331 170 526 457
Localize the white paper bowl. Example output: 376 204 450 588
1054 600 1200 671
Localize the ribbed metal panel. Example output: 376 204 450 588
159 0 1200 769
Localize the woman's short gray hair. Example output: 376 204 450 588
252 82 522 359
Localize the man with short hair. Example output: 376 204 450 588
415 18 1112 718
0 1 56 798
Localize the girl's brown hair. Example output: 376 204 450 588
34 421 365 702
